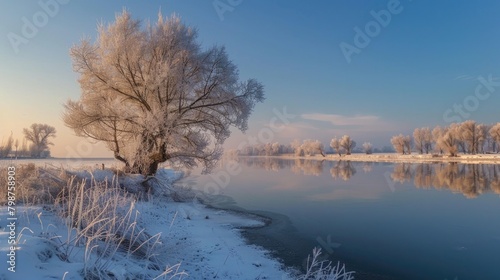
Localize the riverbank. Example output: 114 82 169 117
0 163 297 279
259 153 500 165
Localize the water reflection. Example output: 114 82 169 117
392 163 500 198
235 157 500 198
330 161 356 181
291 159 324 176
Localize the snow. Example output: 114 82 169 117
0 165 295 279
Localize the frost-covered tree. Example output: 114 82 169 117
263 142 281 156
490 123 500 153
362 142 373 154
291 139 306 156
330 137 342 156
403 135 412 154
63 11 264 175
23 123 56 158
477 124 488 154
413 127 433 154
271 142 281 155
413 128 425 154
432 126 445 154
391 134 410 155
340 135 355 155
458 120 487 154
438 124 460 157
422 127 433 154
459 121 477 154
300 139 325 157
413 128 429 154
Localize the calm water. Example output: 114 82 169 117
180 157 500 280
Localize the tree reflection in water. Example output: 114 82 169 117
234 157 500 198
330 161 357 181
291 159 324 176
391 163 500 198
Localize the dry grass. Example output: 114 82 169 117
0 163 67 205
0 163 186 279
53 175 186 279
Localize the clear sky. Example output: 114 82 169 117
2 0 500 157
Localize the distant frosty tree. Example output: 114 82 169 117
413 128 432 154
477 124 488 154
362 142 373 154
391 134 411 155
271 142 281 155
330 137 342 156
413 128 424 154
403 135 412 154
300 139 325 157
438 124 459 157
23 123 56 158
63 11 264 175
263 142 280 156
459 121 476 154
432 126 445 154
340 135 355 155
458 120 487 154
422 127 433 154
490 123 500 153
291 139 306 156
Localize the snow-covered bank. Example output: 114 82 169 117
0 165 297 279
0 202 293 279
265 153 500 164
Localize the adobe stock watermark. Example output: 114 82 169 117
199 107 295 197
443 75 500 123
7 0 70 54
339 0 408 64
213 0 243 21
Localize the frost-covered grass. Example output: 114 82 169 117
55 177 179 279
300 248 355 280
0 163 354 279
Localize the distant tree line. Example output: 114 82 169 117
392 120 500 156
0 123 56 159
236 142 294 156
235 135 372 157
234 119 500 158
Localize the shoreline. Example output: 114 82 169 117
242 153 500 165
0 164 296 279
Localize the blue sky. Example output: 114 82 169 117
2 0 500 157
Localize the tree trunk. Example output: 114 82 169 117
129 160 160 176
126 134 167 176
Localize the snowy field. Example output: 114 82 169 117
0 160 354 279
